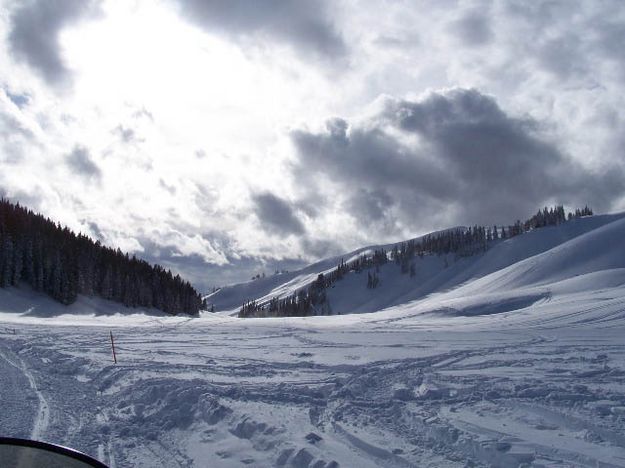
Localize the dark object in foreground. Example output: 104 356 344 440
0 437 109 468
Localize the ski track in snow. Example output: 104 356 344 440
0 346 50 440
2 287 625 468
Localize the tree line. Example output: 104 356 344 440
0 199 204 315
239 205 593 318
239 272 332 318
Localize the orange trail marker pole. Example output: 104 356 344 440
110 331 117 364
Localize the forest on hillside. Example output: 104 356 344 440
239 205 593 318
0 199 204 315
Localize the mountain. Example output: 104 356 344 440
3 209 625 467
207 210 625 316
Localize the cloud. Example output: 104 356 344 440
588 17 625 80
449 9 493 46
137 240 307 291
3 0 625 291
536 35 586 80
7 0 101 86
291 88 625 230
4 89 30 109
345 188 394 223
66 145 101 181
0 93 36 163
132 107 154 121
252 192 305 236
85 220 104 241
113 125 138 144
300 237 342 259
171 0 346 60
159 178 177 195
291 116 454 230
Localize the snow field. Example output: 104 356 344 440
2 282 625 467
1 213 625 466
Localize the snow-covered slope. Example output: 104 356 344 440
454 214 625 294
2 213 625 467
204 230 459 312
0 284 172 326
209 213 625 315
2 262 625 466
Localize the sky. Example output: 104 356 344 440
1 0 624 291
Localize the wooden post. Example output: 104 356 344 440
109 331 117 364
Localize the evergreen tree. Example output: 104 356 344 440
0 199 203 315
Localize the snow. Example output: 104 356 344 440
207 227 468 314
209 212 625 316
1 214 625 466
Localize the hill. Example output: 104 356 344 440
0 199 204 316
2 210 625 467
208 210 624 316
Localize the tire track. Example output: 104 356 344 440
0 347 50 440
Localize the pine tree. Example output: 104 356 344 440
0 198 203 315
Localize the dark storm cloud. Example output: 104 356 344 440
8 0 101 86
252 192 305 236
292 117 447 200
291 115 455 229
291 88 624 229
66 145 101 181
172 0 346 59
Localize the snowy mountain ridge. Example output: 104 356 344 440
204 225 464 312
